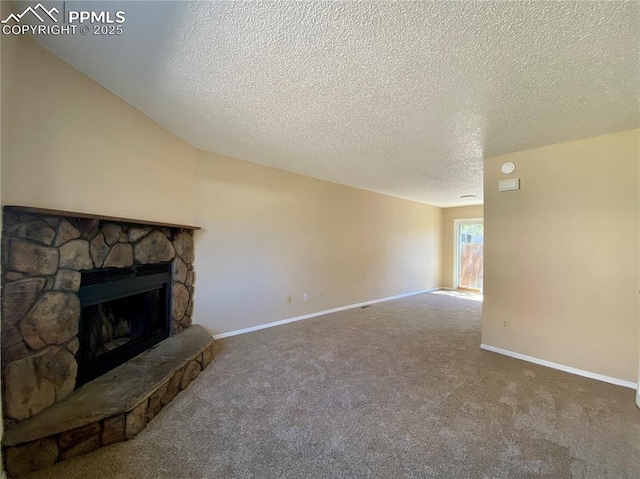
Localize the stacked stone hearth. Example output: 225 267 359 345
1 209 196 422
4 329 216 477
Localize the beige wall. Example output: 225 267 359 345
193 150 442 334
483 130 640 383
1 37 443 338
441 205 484 288
1 37 196 226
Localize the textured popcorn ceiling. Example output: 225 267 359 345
30 1 639 207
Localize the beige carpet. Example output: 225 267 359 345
25 291 640 479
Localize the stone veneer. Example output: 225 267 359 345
1 209 196 423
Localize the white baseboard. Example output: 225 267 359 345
480 344 637 390
212 288 439 340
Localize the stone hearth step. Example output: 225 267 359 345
4 324 217 477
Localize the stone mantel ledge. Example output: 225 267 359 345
3 206 202 231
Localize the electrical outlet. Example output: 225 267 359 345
303 293 308 301
287 296 292 304
502 320 509 329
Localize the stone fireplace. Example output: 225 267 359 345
1 206 215 476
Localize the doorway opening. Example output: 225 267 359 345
454 219 484 292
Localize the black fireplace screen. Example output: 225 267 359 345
76 263 171 387
82 289 163 359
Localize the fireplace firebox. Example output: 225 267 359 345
76 263 172 386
